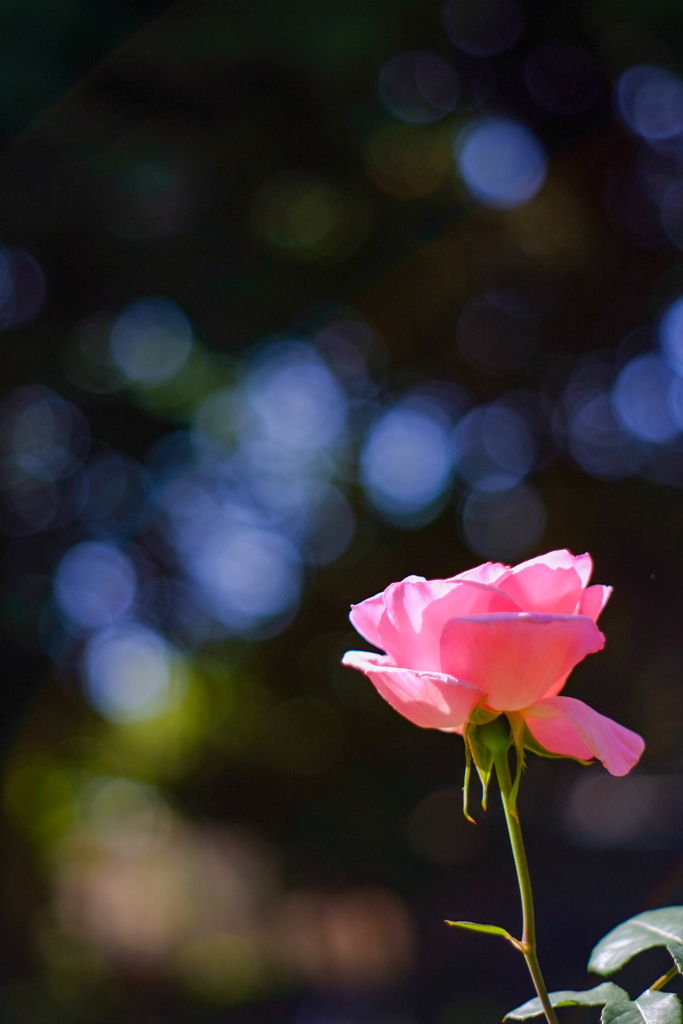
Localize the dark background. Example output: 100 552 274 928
0 1 682 1021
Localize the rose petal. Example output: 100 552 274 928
341 650 485 730
452 562 509 585
496 564 584 615
349 586 400 649
510 550 593 587
579 584 612 622
379 579 521 671
439 613 605 711
522 696 644 776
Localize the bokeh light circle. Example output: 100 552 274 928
186 522 303 632
612 353 679 443
567 394 646 480
659 295 683 375
240 343 347 457
456 117 547 209
379 51 460 124
82 623 185 722
617 65 683 142
360 406 453 522
54 541 137 630
110 297 193 385
453 404 535 492
442 0 523 57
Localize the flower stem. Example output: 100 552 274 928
651 965 679 992
493 749 560 1024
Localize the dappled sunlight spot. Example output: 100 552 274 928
406 787 486 865
82 624 189 723
379 51 459 124
55 541 136 631
252 172 372 261
456 117 547 209
453 403 535 493
562 771 683 850
360 404 453 524
364 123 453 198
276 886 414 989
442 0 523 56
110 298 193 387
461 483 546 560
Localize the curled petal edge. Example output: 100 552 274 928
522 695 645 776
341 650 485 731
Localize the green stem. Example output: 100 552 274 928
493 749 560 1024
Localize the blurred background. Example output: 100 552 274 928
2 0 683 1021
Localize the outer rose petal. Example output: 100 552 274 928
341 650 485 730
496 564 584 615
349 587 400 648
440 613 604 711
522 696 644 776
452 562 509 585
379 579 521 671
578 584 612 622
508 550 592 585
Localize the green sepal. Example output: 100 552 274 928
602 992 683 1024
506 713 526 820
462 737 475 824
468 703 501 727
445 919 521 951
505 983 630 1020
465 723 495 810
589 908 683 976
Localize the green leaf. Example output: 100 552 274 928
637 992 683 1024
668 944 683 974
445 920 521 950
590 909 683 976
505 983 630 1019
602 992 683 1024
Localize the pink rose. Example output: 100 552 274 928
342 550 644 776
